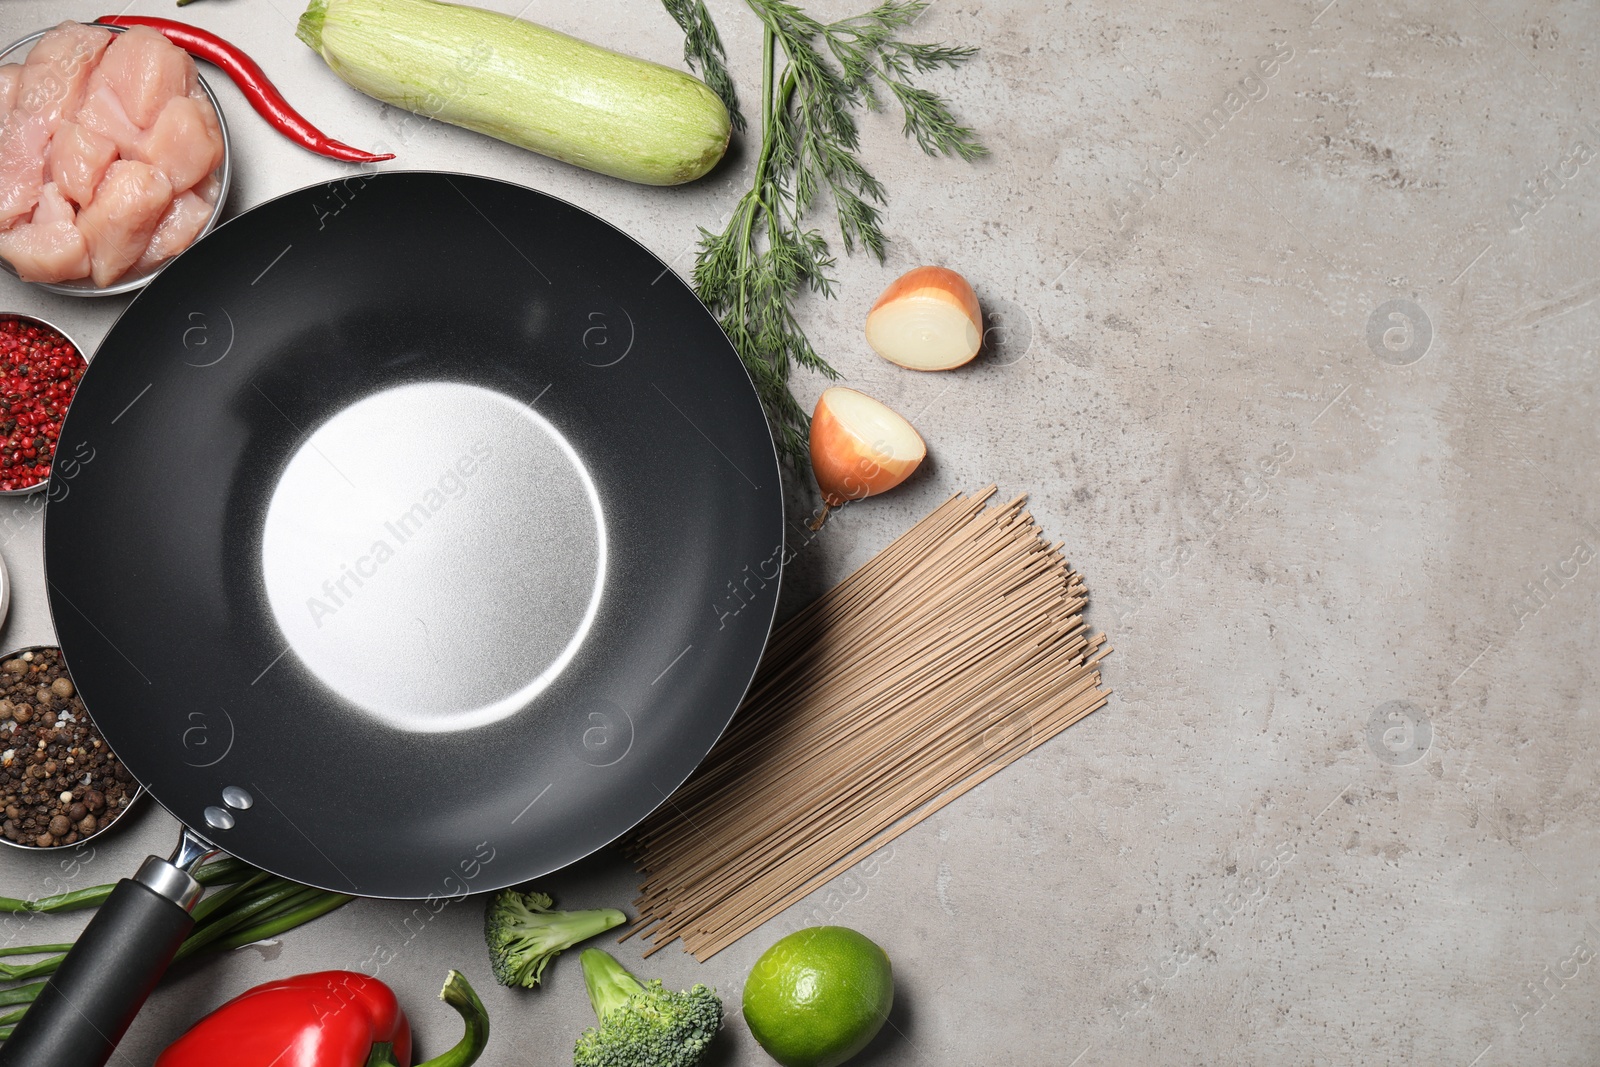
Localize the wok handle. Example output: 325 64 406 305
0 858 200 1067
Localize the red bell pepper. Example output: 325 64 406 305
154 969 489 1067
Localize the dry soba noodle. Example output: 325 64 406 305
623 487 1111 960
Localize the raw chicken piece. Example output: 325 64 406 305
0 23 111 228
33 182 75 226
192 171 222 206
0 218 91 284
0 179 91 282
0 124 48 229
17 22 112 128
188 83 222 140
134 191 210 273
0 65 21 122
23 22 113 72
46 121 117 207
96 26 193 129
75 71 142 157
130 95 222 194
76 160 172 287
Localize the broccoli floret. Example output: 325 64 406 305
484 889 626 989
573 948 722 1067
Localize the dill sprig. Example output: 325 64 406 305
667 0 984 467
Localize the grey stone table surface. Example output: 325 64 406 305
0 0 1596 1064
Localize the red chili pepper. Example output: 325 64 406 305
153 969 490 1067
94 16 394 164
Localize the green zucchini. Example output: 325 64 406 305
296 0 731 185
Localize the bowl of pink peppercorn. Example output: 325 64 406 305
0 313 88 497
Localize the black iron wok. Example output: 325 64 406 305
0 172 782 1065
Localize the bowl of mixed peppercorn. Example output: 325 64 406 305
0 314 87 496
0 647 140 849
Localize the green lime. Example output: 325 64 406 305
742 925 894 1067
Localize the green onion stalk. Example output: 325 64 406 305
0 857 254 916
0 858 353 1042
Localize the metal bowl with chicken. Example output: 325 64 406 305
0 21 232 297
